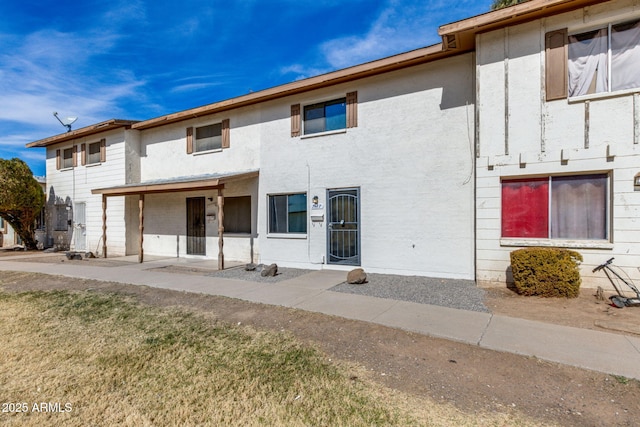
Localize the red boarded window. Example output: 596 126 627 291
501 178 549 238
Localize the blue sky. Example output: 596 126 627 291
0 0 492 176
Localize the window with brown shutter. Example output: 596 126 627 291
291 104 301 137
346 91 358 128
221 119 230 149
186 127 193 154
60 147 75 169
545 29 568 101
81 143 87 166
100 138 106 162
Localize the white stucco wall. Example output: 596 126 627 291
476 0 640 288
257 54 476 279
45 129 129 256
139 108 260 181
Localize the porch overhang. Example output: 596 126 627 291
91 170 259 267
91 170 259 196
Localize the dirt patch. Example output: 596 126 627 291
1 270 639 426
485 287 640 336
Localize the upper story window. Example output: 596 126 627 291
196 123 222 151
63 147 74 168
545 19 640 100
568 19 640 97
81 139 106 166
290 91 358 137
87 141 102 164
55 146 78 170
186 119 230 154
304 98 346 135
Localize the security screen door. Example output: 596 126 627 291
186 197 206 255
73 202 87 251
327 188 360 265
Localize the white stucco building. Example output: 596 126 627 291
27 0 640 288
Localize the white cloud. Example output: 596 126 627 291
0 28 145 129
282 0 490 79
320 2 442 69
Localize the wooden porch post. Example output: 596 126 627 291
138 194 144 263
217 186 224 270
101 194 107 258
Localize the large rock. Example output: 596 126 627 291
65 252 82 260
347 268 367 284
261 263 278 277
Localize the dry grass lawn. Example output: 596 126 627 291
0 289 541 426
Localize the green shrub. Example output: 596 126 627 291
510 247 583 298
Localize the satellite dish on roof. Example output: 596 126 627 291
53 112 78 132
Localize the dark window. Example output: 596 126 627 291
268 193 307 233
62 148 74 169
54 204 69 231
223 196 251 234
87 141 101 164
303 98 346 135
195 123 222 152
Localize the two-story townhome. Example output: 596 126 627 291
28 46 476 280
27 120 140 254
438 0 640 287
28 0 639 288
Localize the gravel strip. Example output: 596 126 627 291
330 273 489 313
208 265 488 312
207 265 314 283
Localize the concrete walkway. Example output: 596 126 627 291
1 253 640 380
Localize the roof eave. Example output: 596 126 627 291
132 43 454 130
439 0 606 52
26 119 139 148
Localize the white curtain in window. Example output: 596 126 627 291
568 29 608 96
550 175 607 240
611 19 640 91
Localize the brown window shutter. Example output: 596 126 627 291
346 91 358 128
221 119 230 149
186 127 193 154
56 149 61 170
80 143 86 166
545 29 568 101
100 138 106 162
72 146 77 167
291 104 301 137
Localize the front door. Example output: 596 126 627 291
186 197 206 255
327 188 360 265
74 202 87 251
